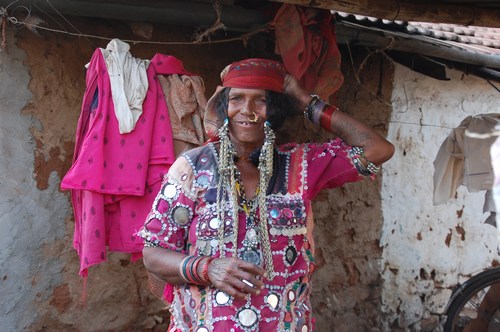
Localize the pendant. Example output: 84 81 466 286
241 248 261 265
239 228 261 266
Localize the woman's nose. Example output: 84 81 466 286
240 102 254 115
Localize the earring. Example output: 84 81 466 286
249 112 259 123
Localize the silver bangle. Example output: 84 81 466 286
350 146 380 175
304 94 320 120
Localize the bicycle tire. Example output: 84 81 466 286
444 266 500 332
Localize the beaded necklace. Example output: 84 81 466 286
216 119 276 280
235 170 263 267
234 170 259 222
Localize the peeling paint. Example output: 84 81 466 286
381 65 500 331
445 230 452 247
455 225 466 241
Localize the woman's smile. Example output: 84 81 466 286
233 120 261 127
227 88 267 146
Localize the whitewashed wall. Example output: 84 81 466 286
380 64 500 329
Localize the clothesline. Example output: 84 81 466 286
3 8 270 45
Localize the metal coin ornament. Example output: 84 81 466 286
242 248 261 265
241 228 261 265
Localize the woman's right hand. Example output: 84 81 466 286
284 74 311 109
207 257 266 299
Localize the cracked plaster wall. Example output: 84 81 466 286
381 65 500 330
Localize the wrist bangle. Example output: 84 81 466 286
313 99 326 124
179 255 205 285
201 257 214 285
350 146 380 175
320 105 338 130
188 256 204 285
305 94 320 120
179 256 191 283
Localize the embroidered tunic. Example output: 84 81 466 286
139 138 364 331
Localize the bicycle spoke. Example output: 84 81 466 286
453 287 500 331
444 268 500 332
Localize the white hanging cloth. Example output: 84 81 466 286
100 39 150 134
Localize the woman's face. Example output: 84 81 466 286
227 88 267 146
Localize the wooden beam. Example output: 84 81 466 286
269 0 500 28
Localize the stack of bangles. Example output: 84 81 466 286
179 255 214 285
304 94 339 130
350 146 380 175
305 95 380 176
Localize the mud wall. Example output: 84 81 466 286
0 18 250 331
308 50 393 332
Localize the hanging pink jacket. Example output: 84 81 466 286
62 50 195 276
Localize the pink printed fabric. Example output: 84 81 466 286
139 138 365 331
62 51 194 276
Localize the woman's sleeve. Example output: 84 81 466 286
138 157 196 254
304 138 366 199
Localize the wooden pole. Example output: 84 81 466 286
269 0 500 28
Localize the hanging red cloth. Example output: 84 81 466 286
272 4 344 100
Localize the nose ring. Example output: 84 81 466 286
249 112 259 123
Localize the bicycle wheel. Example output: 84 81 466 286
444 266 500 332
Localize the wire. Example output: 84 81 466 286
339 24 395 107
388 120 454 129
2 4 270 46
23 20 269 45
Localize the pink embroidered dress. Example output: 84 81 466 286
61 50 194 276
139 138 366 331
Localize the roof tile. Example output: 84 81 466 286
335 11 500 53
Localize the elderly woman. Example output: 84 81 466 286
139 58 394 331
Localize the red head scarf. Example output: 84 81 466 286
204 58 287 138
221 58 286 93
